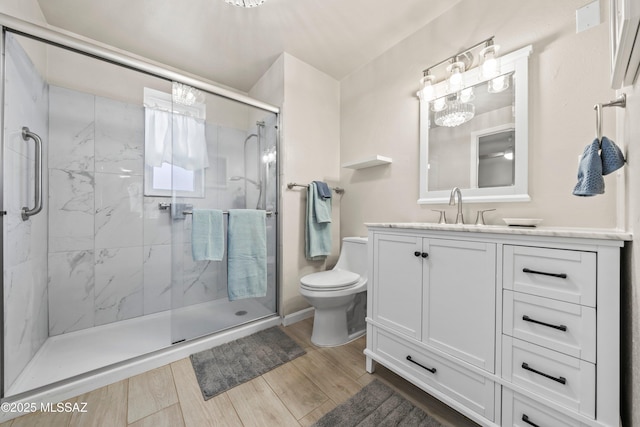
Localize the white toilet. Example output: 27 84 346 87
299 237 368 347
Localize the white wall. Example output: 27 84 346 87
340 0 619 237
250 53 341 316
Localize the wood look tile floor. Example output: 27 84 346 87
1 319 479 427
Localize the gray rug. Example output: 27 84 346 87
313 380 444 427
190 327 306 400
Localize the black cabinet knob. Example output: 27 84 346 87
414 251 421 257
421 252 429 258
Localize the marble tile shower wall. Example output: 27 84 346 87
3 34 50 390
48 86 237 336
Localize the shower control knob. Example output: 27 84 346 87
414 251 421 257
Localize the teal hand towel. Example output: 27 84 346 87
305 183 331 260
227 209 267 301
191 209 224 261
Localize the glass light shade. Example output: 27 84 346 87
459 87 474 103
225 0 267 7
434 101 475 127
488 74 510 93
446 61 465 93
479 44 500 79
419 74 436 101
431 97 447 112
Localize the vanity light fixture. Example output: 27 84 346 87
418 36 502 127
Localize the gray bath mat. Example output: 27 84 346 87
190 327 305 400
313 380 444 427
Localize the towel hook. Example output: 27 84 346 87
593 94 626 143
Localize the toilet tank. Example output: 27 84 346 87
334 237 368 278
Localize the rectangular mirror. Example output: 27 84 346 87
419 45 532 204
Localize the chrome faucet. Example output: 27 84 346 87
449 187 464 224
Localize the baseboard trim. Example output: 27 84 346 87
282 307 314 326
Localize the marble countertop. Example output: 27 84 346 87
365 222 632 241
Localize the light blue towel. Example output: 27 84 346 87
573 139 604 197
191 209 224 261
227 209 267 301
305 182 332 260
600 136 625 175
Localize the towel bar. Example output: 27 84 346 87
158 203 273 218
182 210 273 217
287 182 345 194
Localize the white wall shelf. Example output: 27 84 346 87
341 155 392 170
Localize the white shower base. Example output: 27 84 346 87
6 298 275 397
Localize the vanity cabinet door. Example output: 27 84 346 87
372 233 424 340
422 239 496 373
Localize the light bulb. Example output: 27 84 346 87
480 43 500 80
446 61 465 93
432 97 446 112
459 88 474 103
488 74 510 93
419 73 436 101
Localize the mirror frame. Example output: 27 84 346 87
418 45 533 204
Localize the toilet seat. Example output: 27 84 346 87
300 269 360 291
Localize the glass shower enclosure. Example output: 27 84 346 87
1 26 278 397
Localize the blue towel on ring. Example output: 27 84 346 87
600 136 625 175
191 209 224 261
227 209 267 301
573 139 604 197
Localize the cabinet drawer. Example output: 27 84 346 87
503 290 596 363
502 388 589 427
502 336 595 419
372 328 495 421
503 246 596 306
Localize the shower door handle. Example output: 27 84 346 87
21 127 43 221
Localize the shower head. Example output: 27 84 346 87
229 176 261 188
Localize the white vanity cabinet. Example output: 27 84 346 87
365 224 627 427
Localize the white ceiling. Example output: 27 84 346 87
36 0 457 92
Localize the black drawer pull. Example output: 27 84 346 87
406 355 436 374
521 362 566 384
522 414 541 427
421 252 429 258
414 251 421 257
522 315 568 332
522 268 567 279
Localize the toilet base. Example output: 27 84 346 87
310 305 365 347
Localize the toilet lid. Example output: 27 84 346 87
300 270 360 291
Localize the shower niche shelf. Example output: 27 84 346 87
341 155 392 170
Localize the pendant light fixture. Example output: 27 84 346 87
225 0 268 7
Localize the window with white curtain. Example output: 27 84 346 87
143 87 208 197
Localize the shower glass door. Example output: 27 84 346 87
168 84 278 344
1 27 278 397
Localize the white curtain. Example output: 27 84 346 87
144 108 209 171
